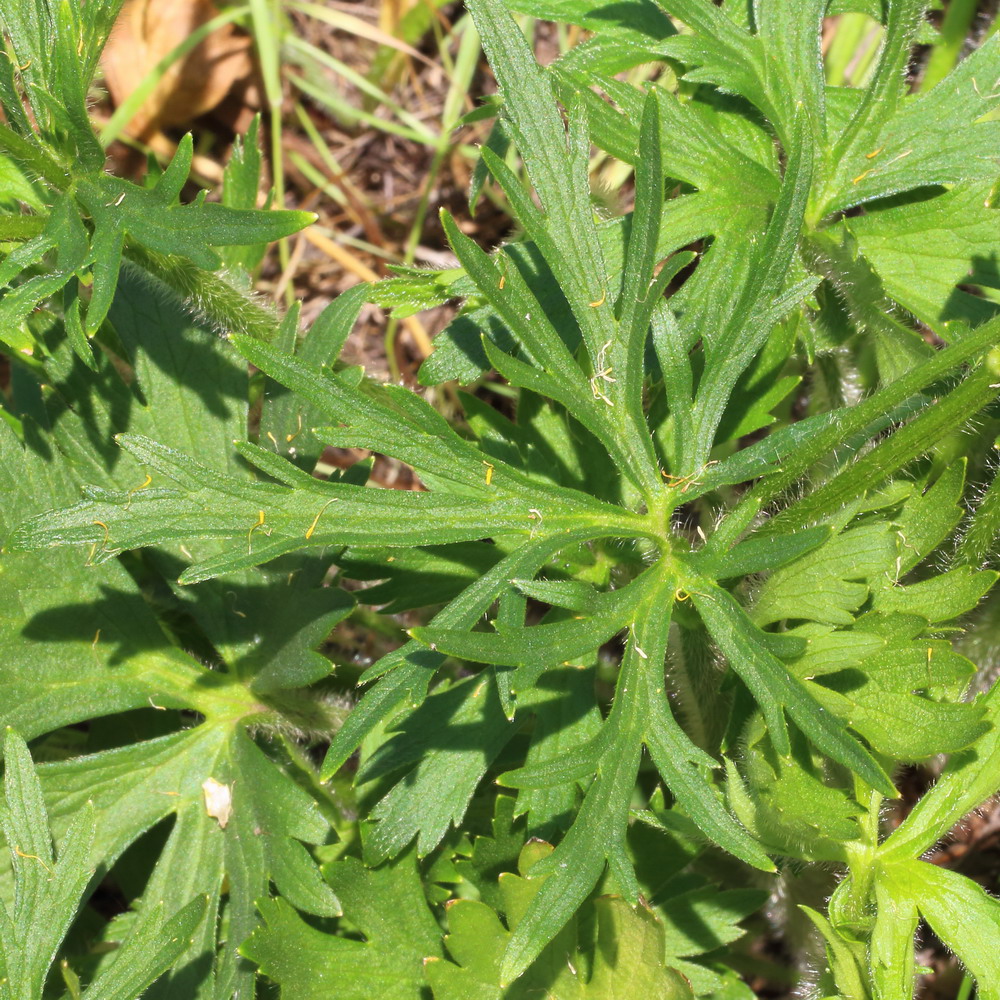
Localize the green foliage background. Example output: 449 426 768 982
0 0 999 997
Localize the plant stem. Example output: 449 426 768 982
248 0 294 307
123 246 281 342
920 0 979 92
0 123 69 191
0 213 46 241
953 458 1000 568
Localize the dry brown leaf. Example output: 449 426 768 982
101 0 255 141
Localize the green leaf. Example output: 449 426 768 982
879 681 1000 861
505 0 673 38
466 0 614 370
237 330 630 509
752 0 828 135
868 878 919 1000
659 1 769 128
243 851 443 1000
765 365 1000 534
219 115 270 272
729 728 863 862
452 794 525 912
259 283 371 470
9 430 647 584
821 33 1000 214
361 675 517 863
0 299 348 995
0 422 237 736
872 566 997 622
75 166 314 334
497 574 771 983
850 184 1000 329
426 843 695 997
751 522 897 627
81 896 208 1000
809 656 989 760
411 570 656 674
955 459 1000 570
615 92 664 428
10 721 337 1000
499 737 641 983
0 193 91 362
689 582 894 795
439 209 594 418
703 525 832 580
321 528 611 780
686 117 814 470
1 724 211 1000
0 728 95 999
709 295 1000 519
586 897 697 998
880 860 1000 1000
228 730 340 917
891 461 966 575
657 884 767 962
800 906 867 1000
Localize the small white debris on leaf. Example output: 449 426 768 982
202 777 232 829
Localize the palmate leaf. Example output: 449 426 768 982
6 3 1000 997
0 542 338 997
659 0 830 144
689 583 893 794
0 140 311 349
0 728 96 1000
696 310 1000 515
9 429 648 585
71 140 313 337
0 421 233 740
359 675 518 864
468 0 613 373
9 724 338 1000
879 681 1000 863
629 0 999 380
821 30 1000 214
489 574 774 982
747 472 995 762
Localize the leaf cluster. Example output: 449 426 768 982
1 1 1000 998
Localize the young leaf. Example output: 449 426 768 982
80 896 208 1000
426 842 695 998
467 0 614 368
879 860 1000 1000
879 681 1000 861
243 851 444 1000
